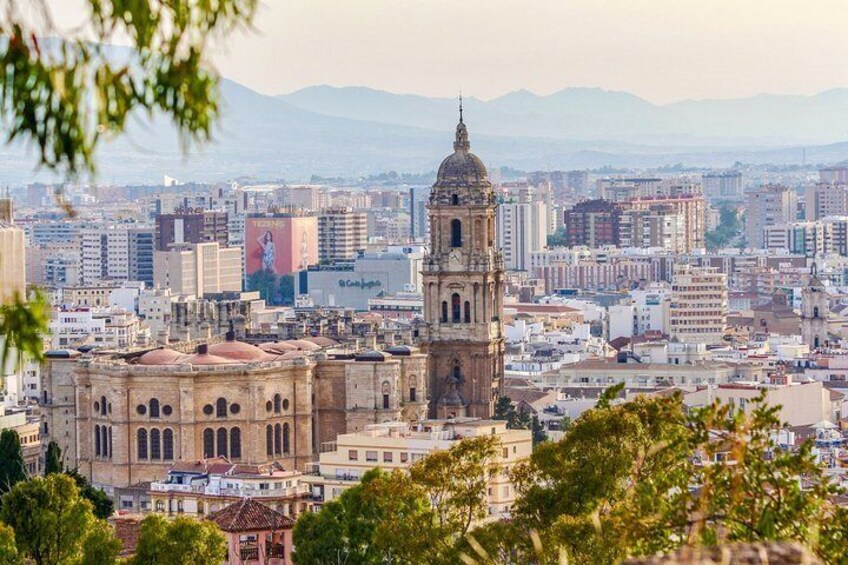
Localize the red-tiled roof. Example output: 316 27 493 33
207 498 294 533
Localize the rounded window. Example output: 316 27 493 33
230 403 241 415
162 405 173 416
282 399 290 411
136 404 147 416
203 404 214 416
93 401 100 413
265 401 272 412
107 403 112 414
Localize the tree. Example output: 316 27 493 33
132 514 227 565
66 469 114 520
0 0 257 371
530 415 548 447
246 268 278 304
293 469 434 565
0 523 18 565
0 431 27 495
546 226 568 248
409 435 500 540
43 442 62 476
0 474 120 565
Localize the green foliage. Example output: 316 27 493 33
705 203 742 250
279 274 295 305
293 469 434 565
294 437 500 565
247 268 278 304
66 469 114 520
0 474 118 565
131 514 227 565
0 523 17 565
494 396 548 446
0 0 257 179
43 442 62 476
546 226 568 248
0 431 26 495
0 291 49 372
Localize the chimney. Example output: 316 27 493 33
197 343 209 355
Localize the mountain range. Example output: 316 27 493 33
4 80 848 185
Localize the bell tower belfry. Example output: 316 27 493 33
423 104 505 419
801 263 829 350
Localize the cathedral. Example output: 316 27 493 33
424 105 505 419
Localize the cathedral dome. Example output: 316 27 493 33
434 111 489 186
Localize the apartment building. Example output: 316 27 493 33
317 207 368 263
745 185 797 249
496 187 549 271
303 419 532 519
669 264 728 345
153 242 243 297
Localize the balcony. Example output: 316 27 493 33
268 543 285 559
238 542 259 562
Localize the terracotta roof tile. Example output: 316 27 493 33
207 499 294 533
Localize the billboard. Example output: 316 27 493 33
245 215 318 304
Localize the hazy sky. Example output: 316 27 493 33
53 0 848 104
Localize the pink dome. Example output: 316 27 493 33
302 336 338 347
281 351 306 359
208 341 276 362
180 352 241 366
287 340 321 351
259 342 299 354
137 349 186 366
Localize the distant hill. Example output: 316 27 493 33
280 85 848 147
3 79 848 185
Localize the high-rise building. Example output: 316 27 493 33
669 265 728 345
805 182 848 220
0 217 25 304
820 166 848 184
745 185 797 249
153 242 243 296
496 187 548 271
562 199 622 248
128 227 155 286
317 207 368 263
624 195 706 252
155 209 229 251
423 112 504 419
702 172 743 201
619 205 685 252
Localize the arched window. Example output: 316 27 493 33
266 425 273 456
410 387 417 402
216 398 227 418
453 361 461 380
451 219 462 248
101 426 108 458
150 429 161 460
283 423 291 455
452 293 461 322
814 306 820 318
217 427 228 458
230 428 241 459
441 301 448 323
274 423 282 455
149 398 160 418
108 426 113 458
815 336 821 349
451 194 459 205
273 394 281 414
137 429 148 460
203 428 214 458
100 395 107 416
95 425 101 457
464 300 471 323
163 429 174 460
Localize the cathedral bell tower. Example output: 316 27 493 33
423 103 505 419
801 263 828 350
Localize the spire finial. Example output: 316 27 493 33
459 90 463 123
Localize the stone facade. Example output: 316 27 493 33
42 338 429 492
423 112 505 419
801 267 829 349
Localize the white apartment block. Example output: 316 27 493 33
805 182 848 221
153 242 243 297
669 264 728 345
497 188 548 271
303 419 532 519
49 307 148 349
318 207 368 263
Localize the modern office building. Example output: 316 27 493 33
153 242 243 297
317 207 368 263
155 209 229 251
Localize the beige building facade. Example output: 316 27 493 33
669 264 728 345
153 242 243 296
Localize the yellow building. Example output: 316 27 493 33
303 418 532 520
